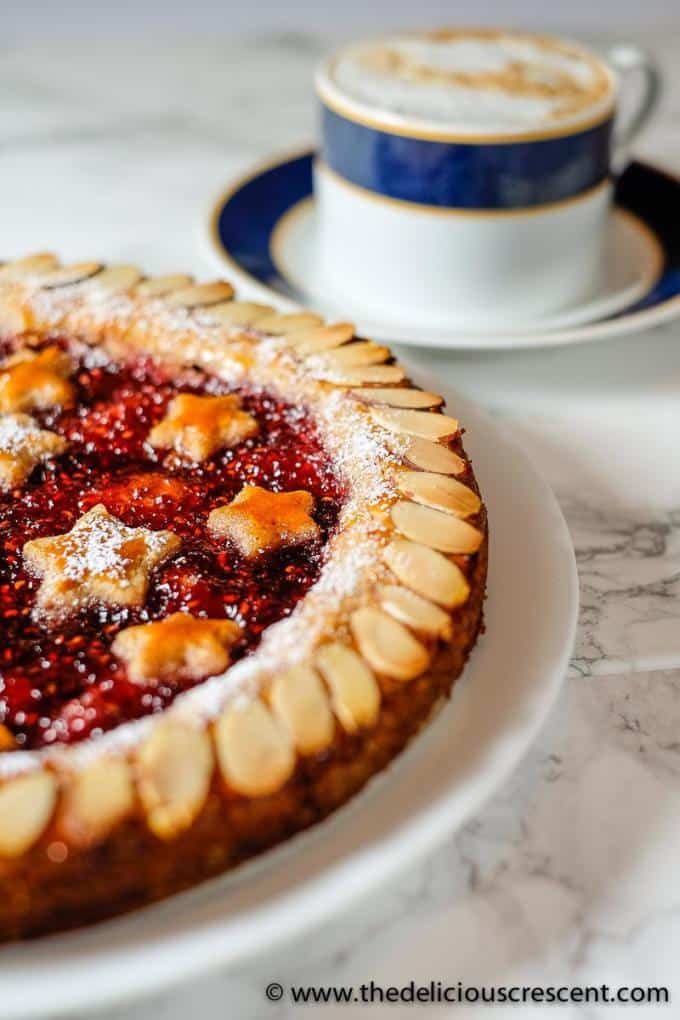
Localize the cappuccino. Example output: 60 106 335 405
326 29 615 134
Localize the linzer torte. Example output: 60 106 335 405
0 253 487 939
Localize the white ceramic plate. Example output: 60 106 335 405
1 376 578 1019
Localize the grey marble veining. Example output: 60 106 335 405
2 28 680 1020
568 501 680 677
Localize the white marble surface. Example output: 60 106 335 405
3 28 680 1019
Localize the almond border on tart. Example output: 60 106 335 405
0 254 488 940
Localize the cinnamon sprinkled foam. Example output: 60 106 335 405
324 29 615 134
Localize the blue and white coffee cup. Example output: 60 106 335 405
314 30 659 328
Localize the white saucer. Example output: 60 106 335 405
272 197 662 342
209 150 680 350
1 379 577 1019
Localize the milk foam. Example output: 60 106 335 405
326 31 615 133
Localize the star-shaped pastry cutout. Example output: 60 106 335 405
0 413 67 491
112 612 242 684
22 504 181 617
148 393 258 463
208 484 320 557
0 346 76 413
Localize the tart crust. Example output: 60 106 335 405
0 255 488 940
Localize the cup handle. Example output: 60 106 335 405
606 44 661 171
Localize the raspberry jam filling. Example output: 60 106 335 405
0 339 346 749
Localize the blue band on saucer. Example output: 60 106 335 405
212 153 679 336
320 104 613 210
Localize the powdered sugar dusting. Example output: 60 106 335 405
317 389 407 503
58 508 170 585
0 414 44 454
0 414 66 486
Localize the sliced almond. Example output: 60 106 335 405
315 643 380 733
166 281 234 308
255 311 323 335
403 436 465 475
270 664 335 754
397 470 481 518
351 387 443 410
202 301 273 326
0 771 57 857
319 364 407 386
371 408 459 442
291 323 355 354
350 606 429 681
135 274 194 297
60 757 134 847
384 539 470 609
322 341 390 368
391 500 483 553
215 698 295 797
378 584 452 638
0 253 60 279
39 262 103 288
136 720 213 840
88 265 143 296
